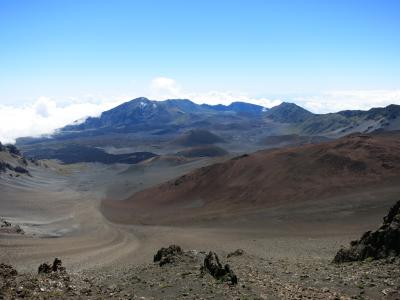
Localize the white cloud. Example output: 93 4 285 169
187 91 282 108
34 97 56 117
148 77 400 114
150 77 182 98
296 90 400 113
148 76 282 108
0 97 126 144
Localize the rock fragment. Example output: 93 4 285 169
227 249 245 258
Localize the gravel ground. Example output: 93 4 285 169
1 249 400 299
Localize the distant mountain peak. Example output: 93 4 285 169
131 96 150 101
265 102 313 123
127 97 154 106
274 101 305 109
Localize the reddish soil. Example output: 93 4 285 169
103 133 400 225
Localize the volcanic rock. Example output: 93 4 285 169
38 258 65 274
203 251 238 285
334 200 400 262
153 245 183 266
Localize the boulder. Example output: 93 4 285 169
38 258 65 274
13 166 29 174
38 262 52 274
334 200 400 263
203 251 238 285
52 258 63 272
153 245 183 266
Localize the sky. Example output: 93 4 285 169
0 0 400 142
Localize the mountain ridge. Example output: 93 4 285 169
33 98 400 137
15 98 400 164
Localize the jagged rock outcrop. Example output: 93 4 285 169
153 245 183 266
202 251 238 285
38 258 65 274
153 245 238 285
334 200 400 262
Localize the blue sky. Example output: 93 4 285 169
0 0 399 141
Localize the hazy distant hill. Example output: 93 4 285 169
300 104 400 136
27 144 157 164
60 97 264 134
201 101 265 116
172 129 225 147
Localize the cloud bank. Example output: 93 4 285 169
149 77 282 108
149 77 400 113
1 77 399 144
0 97 125 143
298 90 400 113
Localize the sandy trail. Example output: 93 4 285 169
0 158 228 272
0 163 143 272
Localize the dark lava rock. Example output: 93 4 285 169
0 162 29 175
38 258 65 274
13 166 29 174
334 200 400 263
0 219 11 228
203 251 238 285
52 258 63 272
227 249 245 258
153 245 183 266
0 162 12 173
0 218 24 234
38 262 52 274
0 263 18 278
14 225 23 234
5 144 21 156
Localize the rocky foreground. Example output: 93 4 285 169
1 201 400 299
1 247 400 299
